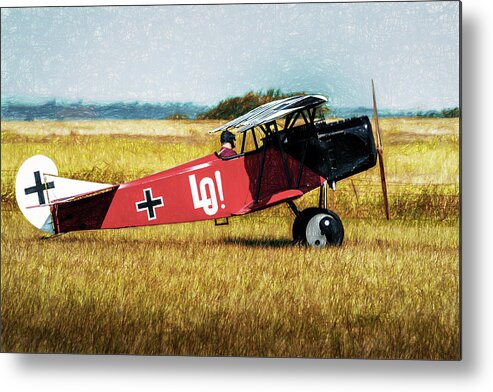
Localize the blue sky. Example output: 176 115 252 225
1 2 459 109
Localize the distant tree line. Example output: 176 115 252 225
197 89 306 120
1 94 460 121
0 99 207 121
416 107 460 118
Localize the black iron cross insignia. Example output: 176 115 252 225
24 171 55 205
135 188 164 221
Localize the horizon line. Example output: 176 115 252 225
1 95 460 112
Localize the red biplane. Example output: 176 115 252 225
16 84 388 247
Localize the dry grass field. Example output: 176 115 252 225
0 118 459 359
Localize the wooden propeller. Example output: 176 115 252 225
372 79 390 220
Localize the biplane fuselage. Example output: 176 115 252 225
51 148 325 234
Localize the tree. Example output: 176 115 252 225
198 89 308 120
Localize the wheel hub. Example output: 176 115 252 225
305 213 333 247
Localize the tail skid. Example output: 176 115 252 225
15 155 112 234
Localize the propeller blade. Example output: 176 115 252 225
371 80 390 220
377 148 390 220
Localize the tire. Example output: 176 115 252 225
292 207 344 247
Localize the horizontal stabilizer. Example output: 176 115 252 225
15 155 112 234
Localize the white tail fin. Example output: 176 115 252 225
15 155 112 234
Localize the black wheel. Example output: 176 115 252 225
292 207 344 247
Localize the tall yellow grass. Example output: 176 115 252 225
0 118 459 358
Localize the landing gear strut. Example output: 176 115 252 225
288 202 344 247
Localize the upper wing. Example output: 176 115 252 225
208 95 327 134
